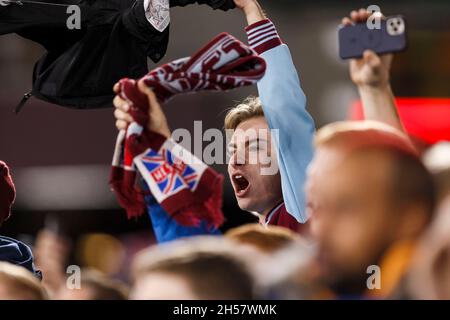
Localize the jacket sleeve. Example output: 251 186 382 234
145 195 221 243
245 19 315 223
169 0 235 10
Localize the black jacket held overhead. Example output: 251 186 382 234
0 0 235 109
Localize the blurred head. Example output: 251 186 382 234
420 142 450 296
0 262 48 300
260 241 329 300
56 269 128 300
0 161 16 226
423 142 450 211
77 233 125 276
225 224 300 255
306 121 435 294
406 201 450 299
225 97 282 217
226 224 310 292
130 237 254 300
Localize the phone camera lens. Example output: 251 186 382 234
387 17 405 36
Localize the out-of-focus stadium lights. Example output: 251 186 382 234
350 98 450 145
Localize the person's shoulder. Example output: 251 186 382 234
272 203 296 225
273 204 309 234
277 204 297 222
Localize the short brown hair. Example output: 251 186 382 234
225 224 300 254
132 237 254 300
79 269 128 300
224 96 264 130
0 262 48 300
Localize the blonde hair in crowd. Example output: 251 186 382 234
225 224 300 254
314 120 418 156
224 96 264 130
0 262 48 300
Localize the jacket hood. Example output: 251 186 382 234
0 236 41 279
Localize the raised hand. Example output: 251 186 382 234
342 8 393 89
349 49 393 88
113 80 171 138
234 0 265 24
342 8 404 132
233 0 258 11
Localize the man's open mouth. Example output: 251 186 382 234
232 174 250 197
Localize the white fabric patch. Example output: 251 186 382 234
144 0 170 32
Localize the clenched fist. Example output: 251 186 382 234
113 80 171 138
234 0 265 25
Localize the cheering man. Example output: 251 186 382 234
224 0 315 232
113 0 316 235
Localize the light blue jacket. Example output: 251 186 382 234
247 19 315 222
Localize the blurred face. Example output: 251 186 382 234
130 272 198 300
306 148 399 294
227 117 283 216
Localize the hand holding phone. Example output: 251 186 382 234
339 14 407 60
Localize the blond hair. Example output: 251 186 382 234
225 224 300 254
0 262 48 300
315 120 418 156
224 96 264 130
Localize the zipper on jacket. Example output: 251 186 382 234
14 91 33 114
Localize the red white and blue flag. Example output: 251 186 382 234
133 136 224 228
139 148 199 197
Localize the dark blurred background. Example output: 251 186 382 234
1 0 449 263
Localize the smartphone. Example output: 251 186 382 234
338 15 407 59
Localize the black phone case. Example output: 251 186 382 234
338 15 408 59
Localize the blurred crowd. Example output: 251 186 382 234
1 0 449 300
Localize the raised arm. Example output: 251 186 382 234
343 9 404 132
235 0 316 223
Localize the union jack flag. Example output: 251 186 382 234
139 148 199 197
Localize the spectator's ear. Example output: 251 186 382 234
395 205 430 240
